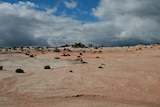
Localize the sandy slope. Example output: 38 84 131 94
0 45 160 107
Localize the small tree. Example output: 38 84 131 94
72 43 86 48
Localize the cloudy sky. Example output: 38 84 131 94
0 0 160 47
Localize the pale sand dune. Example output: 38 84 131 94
0 45 160 107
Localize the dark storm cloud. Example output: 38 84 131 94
0 15 47 46
0 2 49 46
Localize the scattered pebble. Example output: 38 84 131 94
54 57 60 59
96 56 100 58
44 65 51 69
98 66 103 69
0 66 3 70
15 69 24 73
69 70 73 73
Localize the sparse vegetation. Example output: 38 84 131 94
12 46 17 50
54 47 61 52
63 48 72 52
88 44 93 47
20 47 24 51
94 47 99 49
15 69 24 73
61 44 70 47
72 43 86 48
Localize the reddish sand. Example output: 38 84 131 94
0 45 160 107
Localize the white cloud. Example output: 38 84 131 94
63 1 77 9
91 0 160 45
46 7 57 14
0 1 82 46
92 0 160 20
0 1 160 47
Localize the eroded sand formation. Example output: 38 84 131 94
0 44 160 107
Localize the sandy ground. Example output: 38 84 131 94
0 45 160 107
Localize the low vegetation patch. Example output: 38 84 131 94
72 43 86 48
54 47 60 52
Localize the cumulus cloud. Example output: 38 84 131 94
0 1 160 47
63 1 77 9
46 7 57 14
91 0 160 46
0 1 82 46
